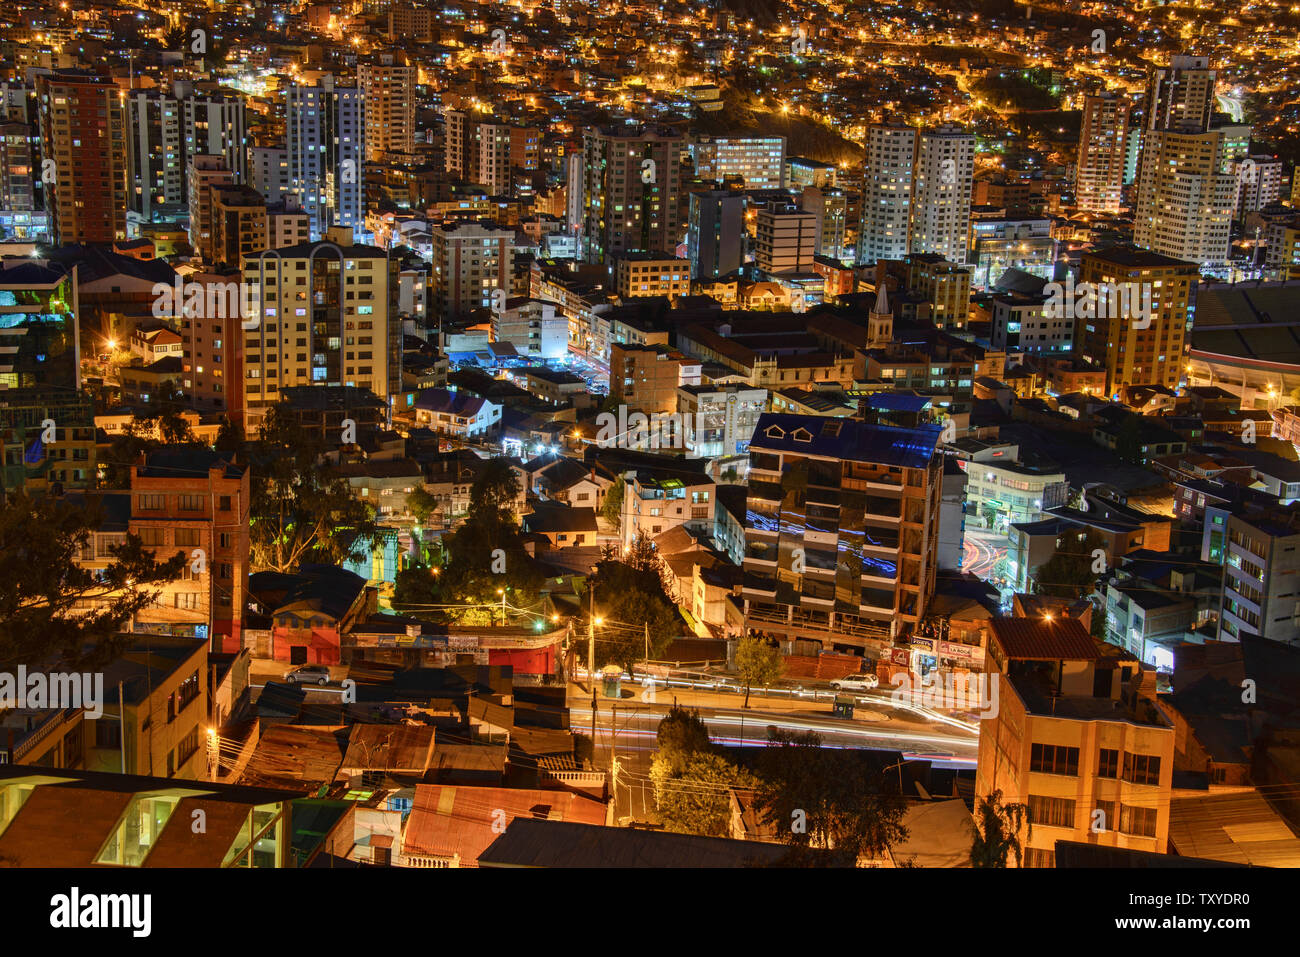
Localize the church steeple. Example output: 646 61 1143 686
867 261 893 348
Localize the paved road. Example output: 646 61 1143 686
962 526 1008 581
577 694 980 824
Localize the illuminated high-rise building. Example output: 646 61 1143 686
358 56 416 161
1076 92 1131 214
910 124 974 265
581 124 684 265
856 123 915 265
36 72 128 244
285 78 364 239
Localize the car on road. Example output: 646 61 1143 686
829 673 879 691
284 664 332 685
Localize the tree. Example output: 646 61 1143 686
440 459 544 624
754 727 908 861
1032 527 1109 600
586 534 678 671
649 707 754 836
406 486 438 527
981 502 999 529
970 789 1030 867
0 494 188 671
392 561 443 610
99 420 160 489
214 416 246 457
247 402 379 572
654 706 713 775
650 750 756 837
735 635 783 708
600 478 624 530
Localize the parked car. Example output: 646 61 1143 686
284 664 331 685
829 673 879 691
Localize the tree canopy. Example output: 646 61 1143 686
649 707 754 837
587 533 678 672
970 789 1030 868
735 635 784 708
0 494 188 670
436 458 544 625
1032 527 1109 600
246 402 378 573
754 727 908 861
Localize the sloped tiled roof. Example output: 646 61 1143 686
403 785 606 867
989 617 1101 661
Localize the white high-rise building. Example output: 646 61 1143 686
285 78 364 239
126 88 247 221
1233 155 1284 223
856 123 915 265
183 91 247 183
126 91 185 220
1133 127 1242 265
250 146 290 204
910 124 974 265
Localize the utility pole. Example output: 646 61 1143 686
644 621 649 669
589 572 598 755
587 577 595 686
610 703 619 825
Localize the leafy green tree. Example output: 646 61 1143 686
735 635 784 708
1032 527 1109 600
654 706 713 775
406 486 438 527
649 706 754 836
392 560 443 610
0 494 188 670
650 750 756 837
970 789 1030 867
440 459 544 623
754 727 908 860
586 533 678 671
600 478 624 530
247 402 378 572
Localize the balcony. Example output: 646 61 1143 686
745 602 892 644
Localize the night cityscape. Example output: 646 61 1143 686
0 0 1294 929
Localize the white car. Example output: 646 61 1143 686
830 674 879 691
284 664 332 685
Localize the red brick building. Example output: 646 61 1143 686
130 449 250 652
